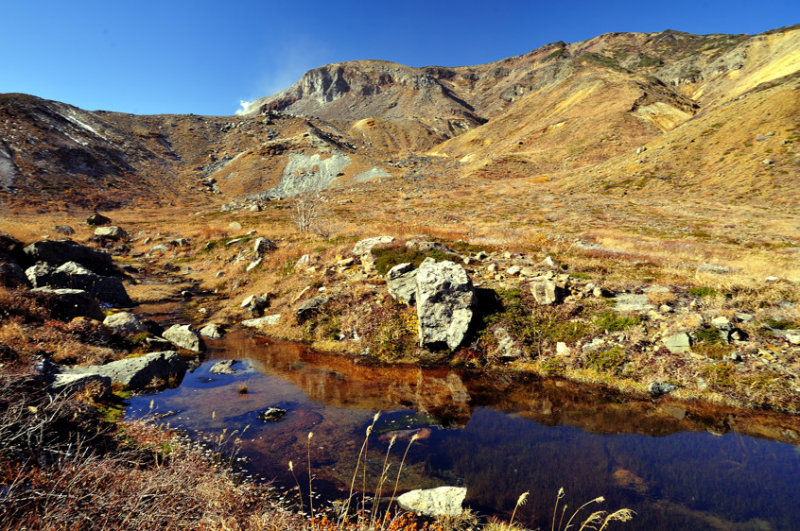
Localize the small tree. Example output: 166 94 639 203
291 191 329 234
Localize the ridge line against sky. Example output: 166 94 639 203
1 0 798 116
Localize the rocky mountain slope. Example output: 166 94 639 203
0 25 797 209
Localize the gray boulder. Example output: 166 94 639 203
614 294 654 312
530 277 558 305
163 324 205 352
51 373 111 397
53 225 75 236
94 226 127 241
103 312 146 336
31 287 105 321
386 262 417 304
416 259 475 351
352 235 395 256
297 296 329 323
648 382 677 397
405 240 455 254
26 261 132 307
397 486 468 517
199 323 225 339
23 240 116 275
59 351 186 390
663 332 691 354
86 213 111 226
253 237 277 256
209 359 238 374
242 314 281 327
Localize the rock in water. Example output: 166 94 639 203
163 324 205 352
415 259 475 351
397 486 468 517
56 351 186 390
258 407 287 422
209 359 237 374
199 323 225 339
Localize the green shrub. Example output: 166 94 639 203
594 311 641 332
371 246 451 275
763 317 797 330
586 347 627 375
701 363 735 388
689 286 718 298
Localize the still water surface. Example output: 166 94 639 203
126 331 800 530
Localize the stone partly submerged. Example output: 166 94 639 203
54 351 186 391
397 486 468 517
415 259 475 351
163 324 205 352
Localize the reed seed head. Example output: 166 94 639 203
516 491 530 507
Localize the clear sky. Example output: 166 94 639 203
1 0 797 116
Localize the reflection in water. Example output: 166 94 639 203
127 331 800 530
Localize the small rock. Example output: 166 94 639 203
258 407 287 422
297 296 328 323
614 293 654 312
663 332 691 354
648 382 676 397
163 324 205 352
530 277 558 305
150 244 168 254
242 314 281 327
506 265 521 276
94 226 127 241
209 359 237 375
352 236 395 256
53 225 75 236
386 263 417 305
103 312 146 336
762 158 774 165
397 486 467 517
228 222 242 230
253 237 276 256
199 323 225 339
246 258 262 272
556 342 570 356
86 213 111 226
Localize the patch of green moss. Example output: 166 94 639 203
586 347 627 376
371 246 451 275
594 311 641 332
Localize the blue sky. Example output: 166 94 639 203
1 0 797 115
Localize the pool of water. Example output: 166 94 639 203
126 331 800 530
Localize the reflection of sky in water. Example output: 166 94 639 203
127 336 800 530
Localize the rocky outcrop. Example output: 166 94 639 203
163 324 205 352
415 259 475 351
57 351 186 390
25 261 132 307
253 237 277 256
23 240 116 276
50 373 111 397
386 263 417 304
397 486 468 517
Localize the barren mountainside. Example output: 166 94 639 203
0 25 798 208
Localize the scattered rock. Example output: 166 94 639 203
241 294 269 317
253 237 277 256
663 332 691 354
228 222 242 231
493 327 522 358
406 240 455 254
94 226 127 241
86 213 111 226
199 323 225 339
297 296 329 323
53 225 75 236
386 263 417 304
506 265 521 276
163 324 205 352
763 158 774 165
397 486 468 517
416 259 475 351
614 293 654 312
352 236 395 256
103 312 146 336
246 258 262 272
530 277 558 305
258 407 287 422
648 382 676 397
150 244 168 254
209 359 238 375
58 351 186 390
556 342 571 356
242 314 281 327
